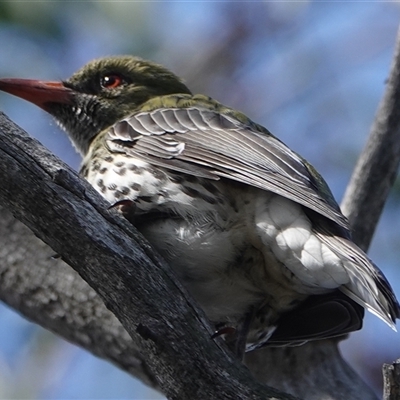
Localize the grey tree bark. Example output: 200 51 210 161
383 359 400 400
0 26 400 400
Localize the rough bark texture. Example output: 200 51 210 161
0 204 155 387
383 359 400 400
244 340 378 400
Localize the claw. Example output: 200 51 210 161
108 199 135 210
211 326 236 339
108 199 137 223
211 308 255 360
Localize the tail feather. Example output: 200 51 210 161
316 231 399 329
264 290 364 347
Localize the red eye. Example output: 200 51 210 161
101 74 124 89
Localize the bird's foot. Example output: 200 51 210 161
109 199 137 223
212 308 255 360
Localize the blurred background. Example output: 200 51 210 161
0 1 399 398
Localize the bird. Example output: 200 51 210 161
0 55 398 357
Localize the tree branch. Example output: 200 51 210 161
341 26 400 251
383 359 400 400
0 204 156 387
0 112 297 400
245 340 378 400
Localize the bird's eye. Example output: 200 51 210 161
101 74 124 89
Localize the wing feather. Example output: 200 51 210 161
159 109 187 133
313 223 399 327
107 106 347 228
151 110 177 132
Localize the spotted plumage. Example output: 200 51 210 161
0 55 398 355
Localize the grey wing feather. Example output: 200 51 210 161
107 107 348 229
313 223 400 328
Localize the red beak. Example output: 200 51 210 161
0 78 74 111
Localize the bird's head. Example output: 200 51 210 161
0 56 191 154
